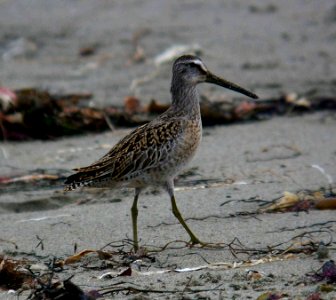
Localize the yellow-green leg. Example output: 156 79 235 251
131 188 141 252
170 194 204 245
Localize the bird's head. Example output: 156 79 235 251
172 55 258 99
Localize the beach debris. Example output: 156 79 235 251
99 267 132 280
35 235 45 251
118 267 132 277
0 256 32 290
0 87 17 111
246 269 264 281
308 260 336 283
98 282 226 297
56 243 155 272
261 191 304 212
0 256 102 298
0 239 18 249
284 92 311 108
58 249 113 266
249 4 278 14
130 44 202 90
50 233 321 279
78 45 97 57
305 293 321 300
27 276 103 300
148 93 336 126
0 88 95 140
127 28 150 65
0 88 147 140
124 96 142 114
256 292 284 300
260 190 336 213
62 235 318 279
147 96 258 125
0 169 67 193
130 70 160 91
318 284 335 292
316 241 329 260
314 197 336 210
0 233 331 297
17 214 71 223
153 44 202 66
0 173 60 185
311 164 334 186
1 87 336 141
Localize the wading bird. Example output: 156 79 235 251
64 55 258 251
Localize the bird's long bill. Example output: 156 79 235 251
206 72 258 99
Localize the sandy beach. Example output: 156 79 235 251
0 1 336 299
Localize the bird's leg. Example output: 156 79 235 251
131 188 141 252
170 194 204 245
166 181 205 246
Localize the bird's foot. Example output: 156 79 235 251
188 238 224 249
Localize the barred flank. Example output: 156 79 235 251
64 173 89 191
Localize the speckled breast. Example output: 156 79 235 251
148 119 202 183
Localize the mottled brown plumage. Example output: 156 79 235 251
64 118 195 191
64 55 258 251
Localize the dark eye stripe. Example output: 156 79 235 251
187 62 207 74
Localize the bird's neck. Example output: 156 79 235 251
170 80 200 119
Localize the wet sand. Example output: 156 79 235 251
0 1 336 299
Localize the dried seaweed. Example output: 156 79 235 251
27 277 102 300
1 87 336 141
0 256 32 290
0 228 332 298
260 190 336 213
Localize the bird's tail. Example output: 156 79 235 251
64 173 91 191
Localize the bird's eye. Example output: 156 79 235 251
188 63 207 74
183 63 196 71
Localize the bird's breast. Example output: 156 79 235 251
180 120 202 154
167 119 202 171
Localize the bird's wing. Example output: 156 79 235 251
64 119 185 188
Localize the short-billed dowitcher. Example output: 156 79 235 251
64 55 258 251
